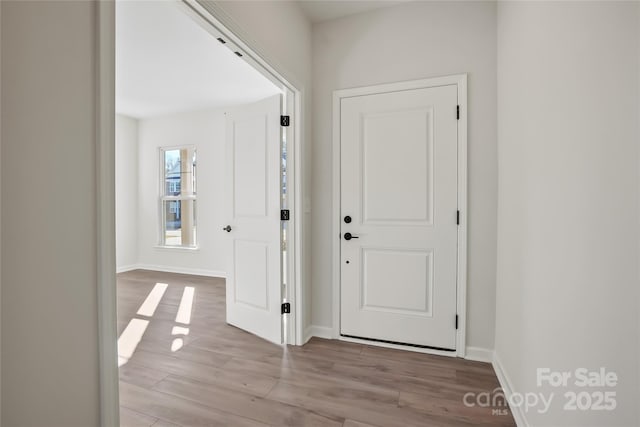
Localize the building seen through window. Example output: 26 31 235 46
161 147 197 247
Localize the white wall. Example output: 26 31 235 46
210 0 314 332
0 1 3 422
116 114 139 270
1 1 101 425
311 1 498 350
495 2 639 425
136 107 227 276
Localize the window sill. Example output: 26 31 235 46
154 245 200 252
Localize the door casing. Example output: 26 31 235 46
180 0 303 347
332 75 468 358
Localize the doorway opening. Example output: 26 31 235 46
99 0 304 424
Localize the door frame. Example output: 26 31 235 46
331 74 468 358
177 0 304 345
96 1 305 425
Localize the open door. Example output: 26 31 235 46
224 94 283 344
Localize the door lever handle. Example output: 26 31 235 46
223 225 232 232
343 232 359 240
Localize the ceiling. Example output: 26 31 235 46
116 1 280 119
297 0 410 24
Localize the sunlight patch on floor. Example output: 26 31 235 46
171 338 184 352
171 286 194 352
118 282 196 358
119 282 169 366
136 282 168 317
118 318 150 367
175 286 195 325
172 326 190 335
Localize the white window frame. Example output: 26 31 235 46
159 145 197 248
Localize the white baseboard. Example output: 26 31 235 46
303 326 313 344
117 263 226 279
116 264 139 274
465 346 493 363
311 325 334 339
492 352 528 427
303 325 334 344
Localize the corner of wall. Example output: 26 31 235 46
0 0 3 423
306 325 333 343
115 114 141 271
0 0 4 422
492 351 528 427
464 347 493 364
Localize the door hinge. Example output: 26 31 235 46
281 209 290 221
281 302 291 314
456 210 460 225
280 115 290 127
455 314 459 330
456 105 460 120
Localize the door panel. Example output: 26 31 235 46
362 248 433 316
340 85 458 349
362 108 433 224
234 240 269 309
233 115 268 217
225 94 282 344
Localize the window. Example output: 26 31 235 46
167 181 181 195
160 147 197 247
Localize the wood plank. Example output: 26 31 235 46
303 337 364 355
120 407 158 427
222 356 397 398
399 391 516 427
153 374 344 426
136 340 232 368
267 381 479 427
342 420 379 427
328 358 496 398
286 341 458 382
120 381 268 427
151 420 181 427
128 349 277 397
119 361 169 389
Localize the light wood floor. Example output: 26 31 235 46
117 270 515 427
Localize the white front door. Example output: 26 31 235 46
340 84 459 350
224 94 282 344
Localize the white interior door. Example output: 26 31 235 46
340 85 459 350
224 94 282 344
